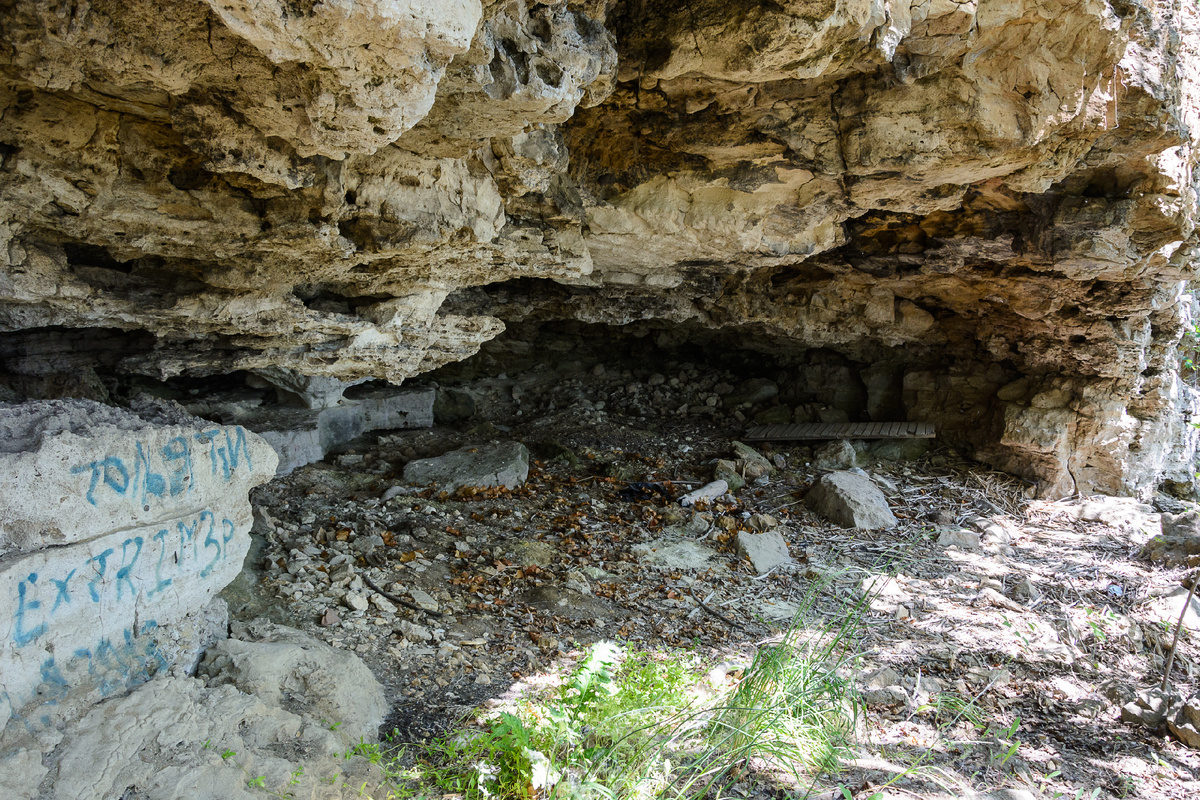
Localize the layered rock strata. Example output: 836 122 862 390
1 0 1199 497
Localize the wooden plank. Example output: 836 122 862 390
743 420 936 441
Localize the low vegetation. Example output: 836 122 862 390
350 594 866 799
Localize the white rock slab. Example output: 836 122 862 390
736 530 794 574
0 400 277 730
0 400 277 553
805 471 899 530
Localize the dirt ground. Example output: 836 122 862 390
229 363 1200 799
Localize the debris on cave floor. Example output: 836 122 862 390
229 366 1200 799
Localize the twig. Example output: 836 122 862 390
688 585 746 631
363 573 443 617
1161 569 1199 693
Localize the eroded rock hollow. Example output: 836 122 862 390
3 0 1200 498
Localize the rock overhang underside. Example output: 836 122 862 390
2 0 1200 498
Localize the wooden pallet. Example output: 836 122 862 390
742 421 936 442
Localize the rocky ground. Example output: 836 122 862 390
227 361 1200 799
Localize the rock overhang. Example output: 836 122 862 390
0 0 1197 498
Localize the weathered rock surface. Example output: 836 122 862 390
402 440 530 493
1142 510 1200 566
0 399 276 734
35 660 385 800
199 621 388 745
1 0 1199 500
234 386 435 474
806 471 900 530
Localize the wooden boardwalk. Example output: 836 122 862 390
742 421 936 442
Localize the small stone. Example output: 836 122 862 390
344 592 369 612
747 513 777 531
409 588 439 612
396 620 432 642
938 528 982 552
730 441 774 475
813 440 856 470
1121 687 1181 729
714 460 746 491
319 607 341 626
565 570 592 595
1142 511 1200 567
1013 577 1041 603
1168 697 1200 748
736 530 794 575
371 594 397 614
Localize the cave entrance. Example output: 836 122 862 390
421 319 991 446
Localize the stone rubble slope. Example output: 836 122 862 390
223 362 1200 798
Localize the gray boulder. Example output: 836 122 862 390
805 471 899 530
1169 697 1200 749
402 440 530 493
1142 511 1200 568
813 439 857 470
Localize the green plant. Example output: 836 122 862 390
704 621 861 788
367 582 871 800
915 692 987 731
247 775 267 789
414 712 542 798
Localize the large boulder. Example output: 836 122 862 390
200 621 388 744
403 440 530 493
0 399 277 734
805 471 899 530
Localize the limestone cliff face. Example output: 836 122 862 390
1 0 1199 498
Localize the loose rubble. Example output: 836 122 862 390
220 359 1199 798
